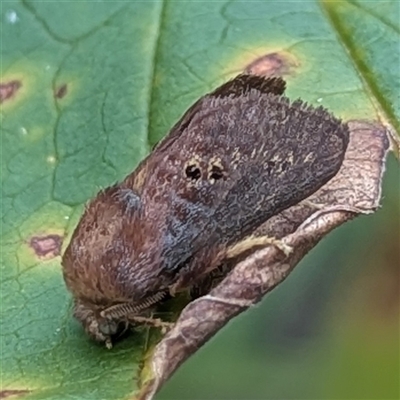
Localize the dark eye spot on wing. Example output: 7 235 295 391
209 165 224 181
207 158 226 183
185 164 201 181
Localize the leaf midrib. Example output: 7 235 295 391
146 0 167 151
320 0 400 135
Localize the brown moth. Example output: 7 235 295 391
62 74 349 348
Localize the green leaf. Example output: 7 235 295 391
1 1 398 399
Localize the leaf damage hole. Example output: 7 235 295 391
0 80 22 104
29 234 63 259
0 390 32 399
55 84 68 99
185 164 201 181
245 52 298 77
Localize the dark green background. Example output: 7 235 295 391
1 1 399 399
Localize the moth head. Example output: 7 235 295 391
72 290 168 347
71 298 130 348
61 185 143 308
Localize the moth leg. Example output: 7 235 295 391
301 199 325 210
169 245 222 296
226 235 292 259
171 237 291 296
128 315 174 334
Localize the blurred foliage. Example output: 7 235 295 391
1 0 399 399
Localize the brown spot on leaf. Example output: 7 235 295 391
29 234 63 259
55 84 67 99
245 52 298 77
0 80 22 103
0 390 31 399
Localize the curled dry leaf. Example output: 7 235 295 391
138 120 391 400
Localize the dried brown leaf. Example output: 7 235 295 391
137 120 391 400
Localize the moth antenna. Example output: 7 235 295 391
100 291 167 319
